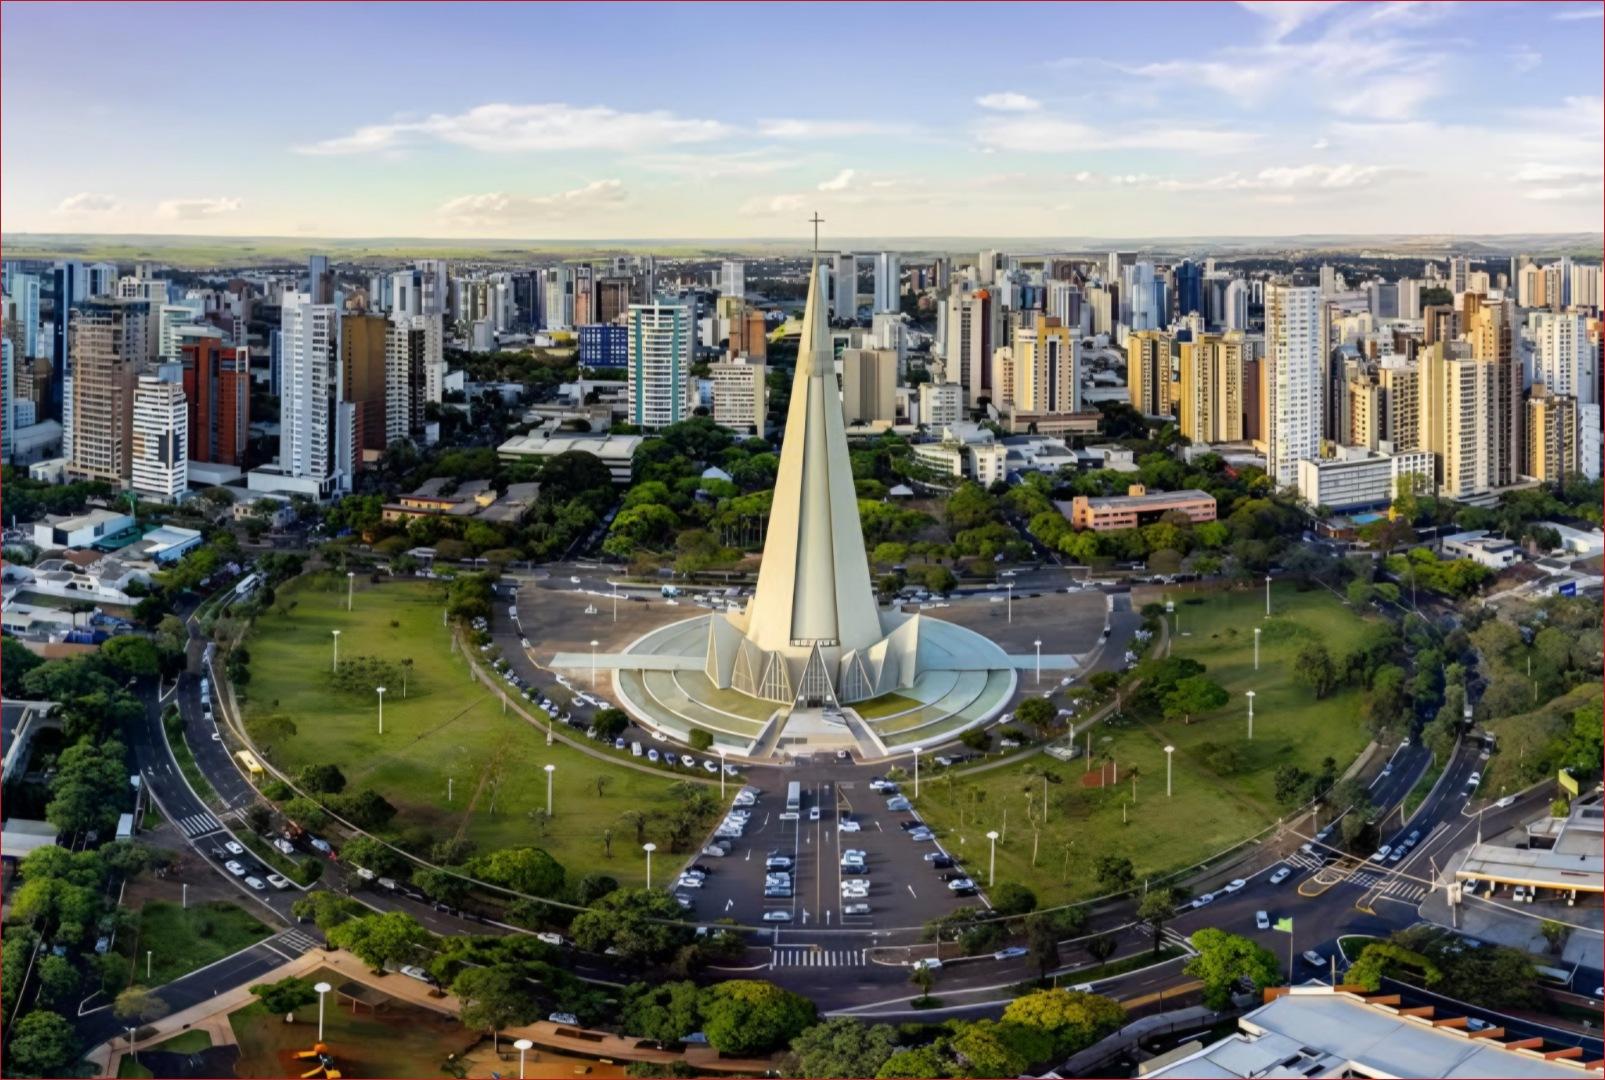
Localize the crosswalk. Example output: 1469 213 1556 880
177 811 223 838
1286 852 1325 872
273 929 322 955
770 948 868 968
1376 878 1429 903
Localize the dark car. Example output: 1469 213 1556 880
929 855 955 869
899 820 921 831
941 871 968 882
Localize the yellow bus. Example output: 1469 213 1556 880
235 749 265 781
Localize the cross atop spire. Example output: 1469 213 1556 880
809 212 824 255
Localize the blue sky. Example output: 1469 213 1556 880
4 1 1601 238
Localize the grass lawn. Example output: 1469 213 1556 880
243 575 710 884
229 968 475 1079
1483 682 1601 796
914 582 1378 906
116 1057 152 1078
118 901 271 987
854 692 921 719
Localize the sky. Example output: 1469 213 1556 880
3 1 1602 240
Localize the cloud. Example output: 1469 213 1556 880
1153 162 1400 192
1553 4 1603 18
1512 163 1604 201
974 114 1260 154
437 180 627 225
54 192 121 215
817 169 856 191
632 149 798 178
1311 138 1330 150
975 91 1042 112
297 103 730 155
157 196 242 220
1235 0 1342 40
757 118 912 139
737 193 808 216
1512 47 1542 74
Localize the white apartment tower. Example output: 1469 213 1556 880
709 358 766 436
720 260 746 300
873 252 900 314
627 301 694 429
278 292 346 493
1264 281 1324 488
832 253 857 321
1529 311 1594 404
131 364 188 500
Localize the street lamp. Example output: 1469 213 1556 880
376 686 386 735
612 586 620 623
127 1028 138 1070
514 1039 534 1079
912 746 922 799
1033 638 1042 686
1164 745 1175 797
331 629 341 673
1245 690 1255 741
314 981 332 1041
718 749 727 798
642 842 656 889
544 763 556 817
347 571 355 611
1006 582 1015 623
1264 575 1272 617
590 639 599 688
1254 627 1261 670
986 830 1000 886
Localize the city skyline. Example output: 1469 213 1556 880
4 1 1603 240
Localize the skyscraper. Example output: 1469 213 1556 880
131 364 188 500
1525 386 1577 482
1014 315 1079 416
945 288 998 409
1174 259 1203 318
341 313 389 468
308 254 333 305
64 299 144 484
1419 341 1494 498
1177 332 1246 444
1127 329 1172 417
832 253 857 321
385 317 430 445
50 261 84 420
278 292 346 495
181 331 251 467
1 337 13 462
1264 281 1323 488
1529 311 1593 403
840 347 898 425
873 252 901 314
1464 294 1520 487
9 273 40 358
720 260 745 300
709 358 766 436
627 301 693 429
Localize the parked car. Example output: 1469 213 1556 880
1255 911 1270 930
993 946 1028 960
762 910 793 922
265 874 291 890
1269 867 1292 885
549 1012 580 1026
1302 950 1326 967
224 860 246 877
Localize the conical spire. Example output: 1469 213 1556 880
741 259 881 661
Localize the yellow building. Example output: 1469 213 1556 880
1127 329 1172 417
1177 331 1245 444
1526 386 1578 482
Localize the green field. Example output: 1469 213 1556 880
118 901 271 987
1482 681 1602 796
913 583 1379 906
243 575 710 884
854 692 921 719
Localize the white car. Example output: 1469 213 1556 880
399 965 431 982
1302 950 1326 967
1223 878 1247 893
1255 910 1270 930
703 759 720 775
570 576 581 584
647 749 660 763
809 806 821 821
244 876 266 891
763 910 793 922
947 878 977 891
1269 867 1292 885
265 873 291 890
224 860 247 877
843 903 872 915
838 819 861 833
549 1012 580 1026
677 875 705 889
993 946 1028 960
224 840 245 856
273 838 296 856
536 933 565 947
841 878 871 892
1190 892 1216 909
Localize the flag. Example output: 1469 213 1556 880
1274 917 1294 934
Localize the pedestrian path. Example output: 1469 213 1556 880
769 947 868 968
267 929 322 957
1376 877 1429 903
177 811 222 838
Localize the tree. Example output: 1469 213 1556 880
467 847 566 897
1002 988 1127 1058
98 635 161 677
281 796 329 832
251 976 319 1017
786 1017 901 1078
6 1009 78 1077
1163 676 1228 724
453 964 538 1053
570 889 691 964
1093 854 1136 895
1014 697 1057 737
700 979 816 1055
1346 579 1375 607
291 892 365 933
1294 641 1338 699
46 738 128 836
114 985 170 1025
620 980 702 1044
989 882 1037 917
1345 942 1442 991
296 763 347 794
1025 915 1060 981
327 911 434 973
1 637 44 698
876 1045 950 1079
34 954 80 1008
947 1019 1053 1078
1137 888 1179 955
1184 928 1283 1008
593 708 630 740
1540 919 1568 955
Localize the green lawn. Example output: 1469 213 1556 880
243 575 712 884
229 969 475 1079
854 692 921 719
119 901 271 987
914 583 1378 906
1483 682 1602 796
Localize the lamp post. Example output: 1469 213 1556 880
314 981 332 1041
1034 638 1042 685
331 629 341 673
514 1039 534 1079
612 587 620 623
127 1028 137 1070
590 639 599 688
1264 575 1272 617
912 746 922 799
544 763 556 817
1245 690 1255 741
1254 627 1261 671
1164 745 1175 797
986 830 1000 886
146 950 152 979
718 749 727 799
347 571 355 611
376 686 386 735
642 842 656 889
1006 582 1014 623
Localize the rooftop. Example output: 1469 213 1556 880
498 431 644 459
1075 487 1216 511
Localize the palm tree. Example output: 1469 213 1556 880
909 963 935 1003
400 658 414 698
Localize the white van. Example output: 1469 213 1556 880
630 741 643 757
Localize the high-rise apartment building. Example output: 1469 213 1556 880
180 332 250 467
627 301 693 429
64 299 144 484
945 288 998 408
832 253 857 321
873 252 900 313
278 292 347 495
1264 281 1323 488
1525 386 1577 482
1419 341 1493 499
1014 315 1079 416
720 260 745 300
1242 356 1264 443
1529 311 1593 404
989 347 1016 409
1377 362 1420 451
918 381 963 428
709 358 766 436
131 364 187 500
308 254 334 305
9 273 40 358
340 313 389 469
727 307 768 361
415 259 448 316
1 338 13 462
1127 329 1172 417
1178 331 1245 444
840 347 898 425
385 317 430 445
1464 294 1520 487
